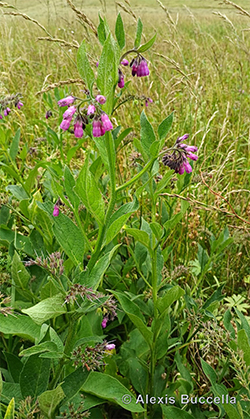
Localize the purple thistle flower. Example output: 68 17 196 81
87 105 96 115
137 58 150 77
92 120 103 137
4 108 11 116
60 118 71 131
121 59 129 66
58 95 75 107
101 316 108 328
53 205 60 217
101 113 113 132
63 106 76 119
106 343 115 351
74 119 84 138
95 95 106 105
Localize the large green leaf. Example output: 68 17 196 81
11 252 31 299
82 372 145 413
115 13 125 50
162 406 194 419
125 227 151 251
61 368 89 404
20 355 51 398
0 314 40 342
83 245 120 288
105 197 139 245
4 353 23 383
158 112 174 140
64 166 80 208
140 110 156 158
97 33 119 114
112 291 153 345
137 33 157 53
19 341 58 357
75 154 105 226
38 385 65 418
157 286 185 317
134 18 143 49
22 294 66 325
9 128 20 162
77 40 95 92
164 201 190 231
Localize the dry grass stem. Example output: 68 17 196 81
220 0 250 19
66 0 98 37
116 2 137 22
3 11 51 37
36 79 86 96
37 37 79 49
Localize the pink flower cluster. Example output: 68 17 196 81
130 57 149 77
58 94 112 139
0 101 23 120
162 134 198 175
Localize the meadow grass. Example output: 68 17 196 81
1 0 250 289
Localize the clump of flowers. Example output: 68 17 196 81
25 252 64 276
58 93 113 139
130 55 150 77
71 340 116 371
0 93 23 119
162 134 198 174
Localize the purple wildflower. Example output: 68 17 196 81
96 62 99 67
92 119 103 137
4 108 11 116
53 205 60 217
15 101 23 110
118 69 125 88
74 118 84 138
102 316 108 329
95 95 106 105
106 343 115 351
162 134 198 175
58 95 75 107
60 118 71 131
145 98 153 107
0 114 2 120
130 58 138 77
137 58 150 77
63 106 76 119
101 113 113 131
45 110 52 119
87 105 96 115
121 59 129 66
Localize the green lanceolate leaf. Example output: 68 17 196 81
77 40 95 93
125 227 151 252
20 355 51 399
115 13 125 50
134 18 143 49
84 245 120 289
64 166 80 208
11 251 30 294
137 33 157 53
158 112 174 140
19 341 58 357
9 128 20 162
238 329 250 367
140 110 156 158
105 197 139 245
97 33 120 114
82 372 145 413
164 200 190 231
0 314 41 342
6 185 29 200
3 398 14 419
75 154 105 226
22 294 66 325
157 285 185 317
38 385 65 418
97 14 107 45
61 368 89 404
111 291 153 345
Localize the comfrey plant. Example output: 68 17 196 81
0 10 206 419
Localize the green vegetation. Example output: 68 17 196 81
0 0 250 418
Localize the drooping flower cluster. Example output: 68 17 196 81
101 296 117 329
117 55 150 90
25 252 64 276
71 340 116 371
162 134 198 175
0 93 23 119
58 94 113 139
